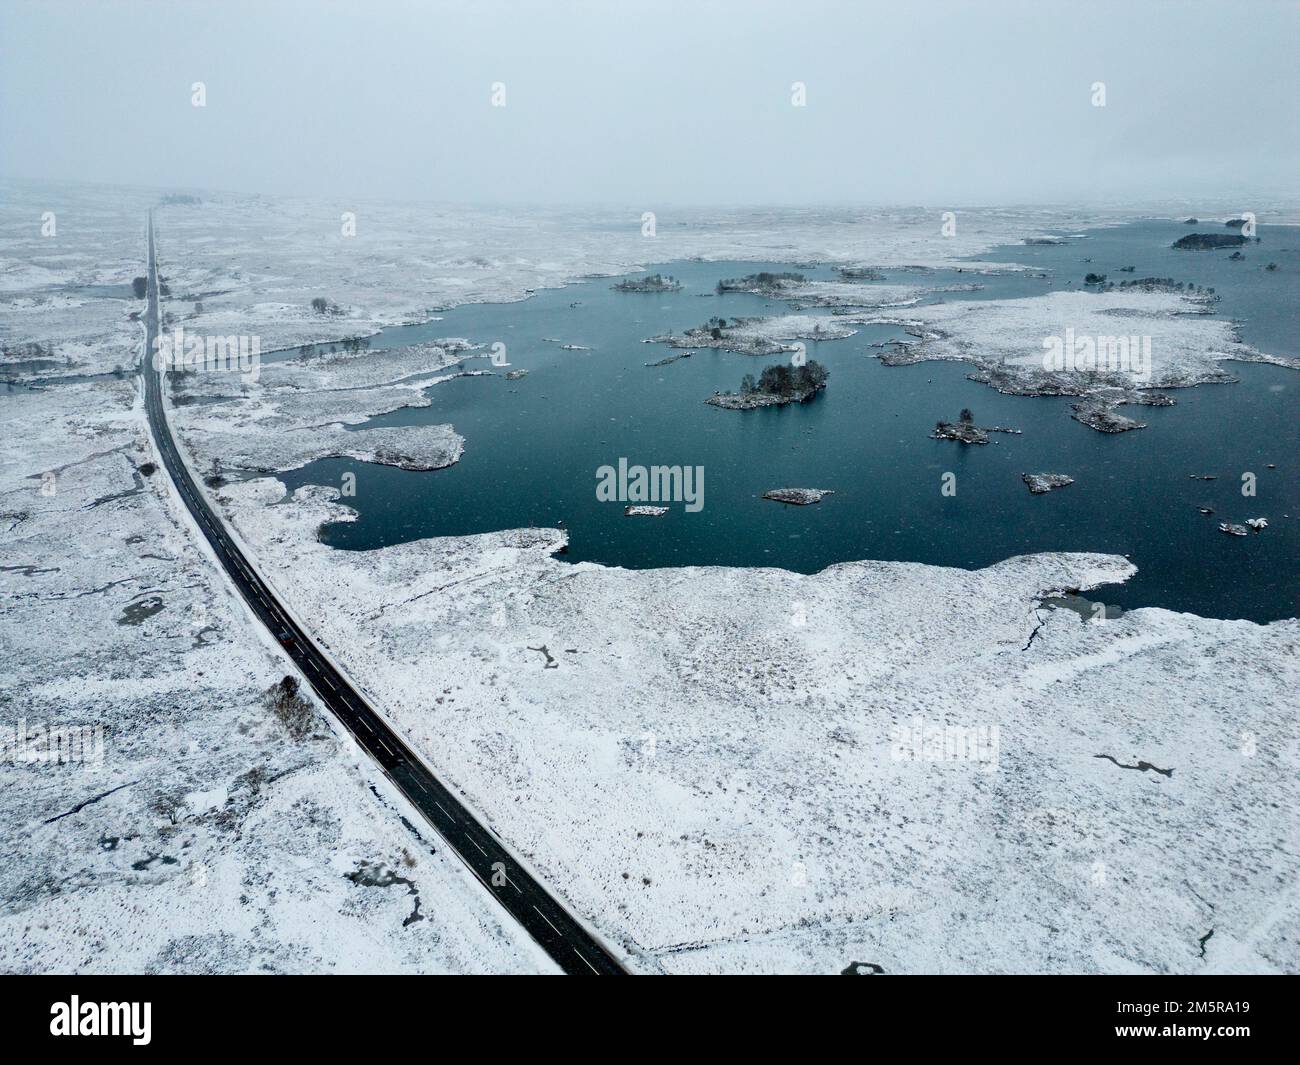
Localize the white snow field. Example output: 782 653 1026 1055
855 288 1295 388
3 178 1296 974
0 183 554 974
221 480 1298 974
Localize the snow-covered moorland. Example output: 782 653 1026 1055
220 480 1298 974
0 183 553 973
3 178 1296 974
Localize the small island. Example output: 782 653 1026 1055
1022 473 1074 494
707 360 829 410
645 350 693 367
715 271 806 296
836 266 885 281
613 273 682 293
1070 400 1146 433
763 488 834 505
1172 233 1249 251
930 408 1021 445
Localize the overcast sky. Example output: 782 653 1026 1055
2 0 1295 206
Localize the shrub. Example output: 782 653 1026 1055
267 675 315 739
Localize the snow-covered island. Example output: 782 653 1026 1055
647 313 856 357
1022 473 1075 494
930 410 1021 445
763 488 834 505
612 273 682 293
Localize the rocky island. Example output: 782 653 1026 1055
645 351 693 367
715 271 807 297
613 273 682 293
1022 473 1075 494
707 360 829 410
647 314 855 357
1070 400 1147 433
930 409 1021 445
1172 233 1249 250
836 266 886 281
762 488 834 505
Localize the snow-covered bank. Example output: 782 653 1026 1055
189 421 464 477
169 341 474 475
215 476 1299 974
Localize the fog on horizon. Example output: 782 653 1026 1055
2 0 1296 208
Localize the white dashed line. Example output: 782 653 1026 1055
532 905 562 938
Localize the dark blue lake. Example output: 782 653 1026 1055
281 222 1298 622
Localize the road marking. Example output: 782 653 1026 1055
321 676 336 691
573 947 599 973
434 800 456 822
532 905 563 938
467 835 489 857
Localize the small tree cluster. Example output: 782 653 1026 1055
266 675 315 740
746 359 829 398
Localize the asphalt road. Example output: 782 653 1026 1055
141 212 626 976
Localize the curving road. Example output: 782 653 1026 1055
142 212 626 975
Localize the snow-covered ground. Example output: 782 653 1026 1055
0 185 554 974
169 340 477 475
854 288 1294 388
218 479 1298 974
3 177 1296 974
